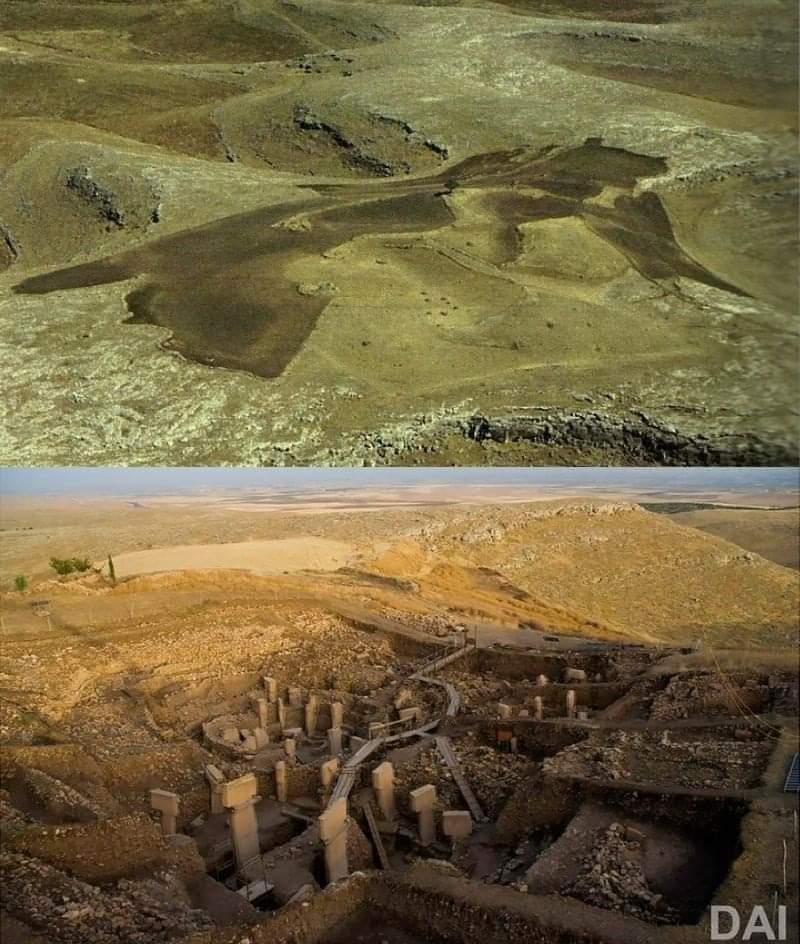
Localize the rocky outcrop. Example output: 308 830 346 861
65 167 126 227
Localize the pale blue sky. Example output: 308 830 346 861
0 467 797 496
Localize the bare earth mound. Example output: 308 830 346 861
365 500 800 648
3 494 796 651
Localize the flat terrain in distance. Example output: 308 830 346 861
669 507 800 570
0 0 797 464
2 489 797 646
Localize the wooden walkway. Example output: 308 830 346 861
363 800 391 869
435 735 487 823
325 641 475 809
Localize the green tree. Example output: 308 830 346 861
70 557 92 573
14 575 27 592
50 557 75 576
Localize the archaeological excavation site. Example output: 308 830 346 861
1 481 798 944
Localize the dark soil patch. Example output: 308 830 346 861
14 142 745 378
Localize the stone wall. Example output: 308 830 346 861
496 772 582 844
182 872 372 944
582 785 747 832
288 763 320 800
180 864 705 944
365 869 656 944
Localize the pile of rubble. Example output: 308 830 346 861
650 673 742 721
23 769 107 822
0 789 30 829
394 746 460 812
0 851 212 944
272 613 403 695
544 731 773 790
543 736 631 783
444 670 511 715
565 823 678 924
453 738 530 818
393 611 464 639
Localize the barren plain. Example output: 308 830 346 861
1 0 798 464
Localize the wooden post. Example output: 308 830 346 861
783 838 787 896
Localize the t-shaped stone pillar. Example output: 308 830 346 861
320 758 339 791
257 698 269 730
409 784 436 846
327 726 342 756
371 761 396 821
150 789 179 837
262 676 278 702
204 765 225 815
318 797 348 884
498 703 513 720
305 695 318 737
288 686 303 707
533 696 544 721
536 674 548 687
222 773 261 873
566 689 577 719
330 702 344 728
277 698 287 730
284 738 296 764
275 760 288 803
564 667 587 683
442 810 473 845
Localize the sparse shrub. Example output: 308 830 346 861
49 556 92 576
14 575 27 592
108 555 116 585
49 557 74 576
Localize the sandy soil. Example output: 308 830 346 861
105 537 356 578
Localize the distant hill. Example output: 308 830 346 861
669 507 799 571
369 501 799 649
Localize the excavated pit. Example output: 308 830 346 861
1 584 797 943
